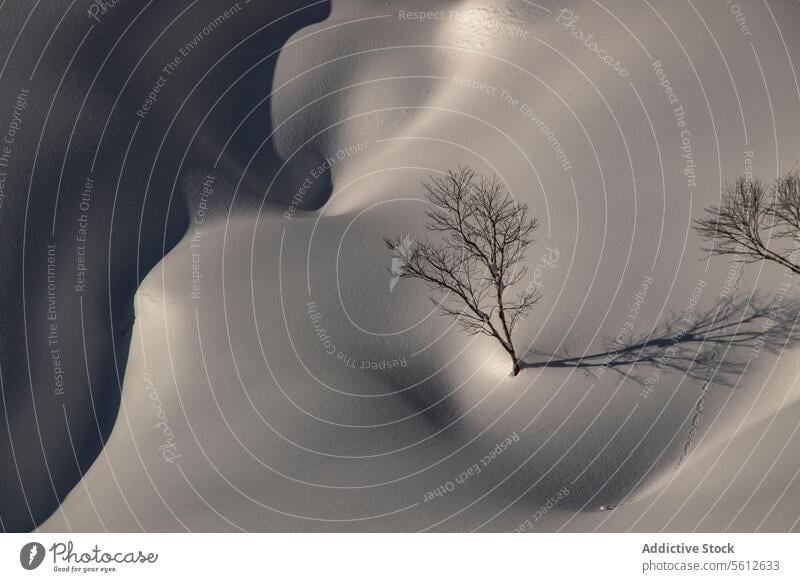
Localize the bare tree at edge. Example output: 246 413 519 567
694 170 800 275
386 167 540 376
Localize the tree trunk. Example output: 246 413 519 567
494 285 519 376
508 348 520 376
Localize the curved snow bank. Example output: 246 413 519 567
42 0 800 531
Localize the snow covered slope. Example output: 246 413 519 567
42 0 800 531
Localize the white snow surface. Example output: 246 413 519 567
43 0 800 531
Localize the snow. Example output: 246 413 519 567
32 0 800 531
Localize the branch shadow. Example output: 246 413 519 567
505 290 800 514
398 289 800 519
521 291 800 389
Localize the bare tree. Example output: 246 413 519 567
695 171 800 274
386 167 540 376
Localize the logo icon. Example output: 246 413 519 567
389 234 414 293
20 542 45 570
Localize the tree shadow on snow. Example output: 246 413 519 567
522 292 800 388
512 291 800 514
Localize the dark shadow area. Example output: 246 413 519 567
403 292 800 438
522 292 800 388
0 0 331 531
514 291 800 512
399 291 800 519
